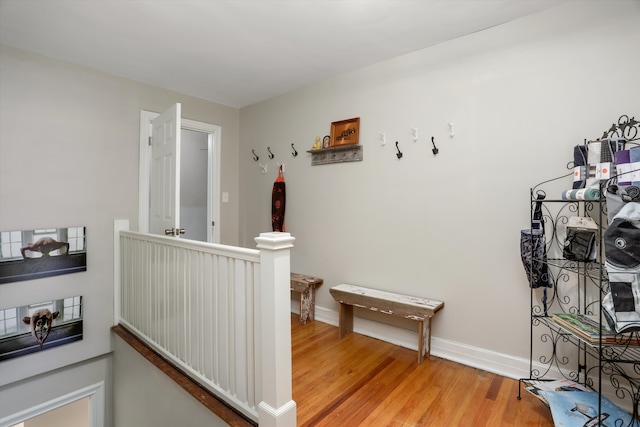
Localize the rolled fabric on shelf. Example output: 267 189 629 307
561 188 600 200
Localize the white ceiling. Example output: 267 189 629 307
0 0 566 109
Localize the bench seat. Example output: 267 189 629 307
329 284 444 364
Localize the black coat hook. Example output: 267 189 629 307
395 141 403 159
252 149 259 161
291 143 298 157
267 147 275 159
431 137 439 155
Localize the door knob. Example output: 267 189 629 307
164 228 186 236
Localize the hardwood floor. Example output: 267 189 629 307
291 314 554 427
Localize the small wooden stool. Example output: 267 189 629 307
290 273 323 325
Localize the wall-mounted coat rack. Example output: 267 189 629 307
252 149 259 161
267 147 275 159
291 143 298 157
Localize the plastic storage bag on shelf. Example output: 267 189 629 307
563 216 598 262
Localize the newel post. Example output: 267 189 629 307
255 232 296 427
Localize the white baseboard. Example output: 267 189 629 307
305 304 532 380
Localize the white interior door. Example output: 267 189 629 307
139 108 220 243
150 103 182 237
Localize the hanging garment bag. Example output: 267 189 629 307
520 192 552 289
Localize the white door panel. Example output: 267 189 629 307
150 103 181 236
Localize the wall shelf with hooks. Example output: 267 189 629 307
307 144 363 166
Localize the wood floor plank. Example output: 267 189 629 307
316 351 418 426
364 368 442 426
292 314 554 426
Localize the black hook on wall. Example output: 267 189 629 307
252 149 259 161
291 143 298 157
431 137 439 155
395 141 403 159
267 147 275 159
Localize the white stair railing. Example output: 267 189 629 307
113 220 296 426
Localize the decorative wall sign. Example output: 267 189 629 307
0 296 83 361
0 226 87 284
330 117 360 147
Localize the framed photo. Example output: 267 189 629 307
330 117 360 147
0 226 87 284
0 296 83 360
322 135 330 148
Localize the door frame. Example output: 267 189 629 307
0 381 105 427
138 110 222 243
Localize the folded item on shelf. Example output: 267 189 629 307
561 188 600 200
615 149 632 185
572 145 587 189
605 184 640 224
600 138 616 163
602 290 640 334
630 146 640 186
586 141 601 189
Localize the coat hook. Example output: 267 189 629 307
252 149 259 161
291 143 298 157
267 147 275 159
431 137 439 155
395 141 403 159
259 163 268 174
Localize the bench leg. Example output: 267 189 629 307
299 285 316 325
338 303 353 339
417 317 432 364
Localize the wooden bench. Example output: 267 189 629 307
329 284 444 364
290 273 323 325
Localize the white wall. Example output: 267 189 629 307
111 334 229 427
0 44 240 420
239 1 640 363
